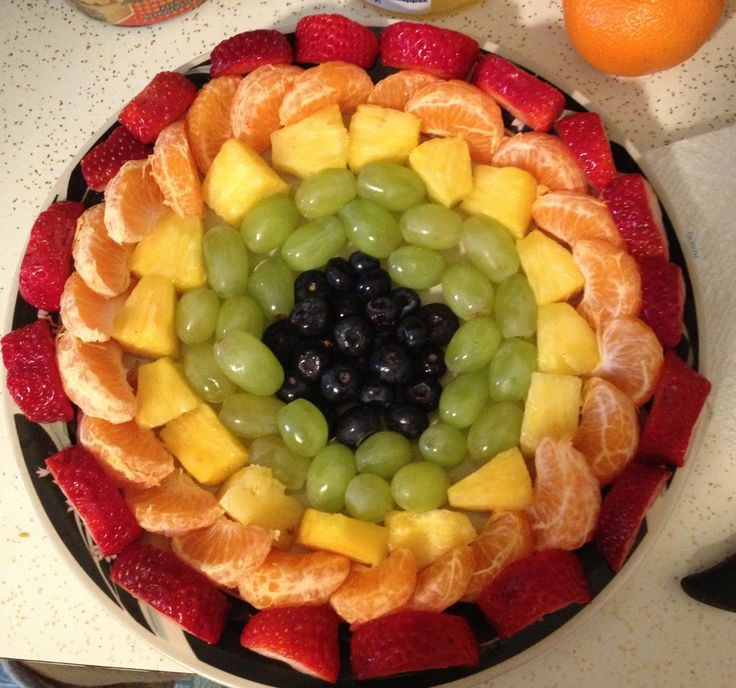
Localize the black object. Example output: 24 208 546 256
681 553 736 611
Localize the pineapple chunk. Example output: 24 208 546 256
129 212 206 291
460 165 537 238
520 372 582 457
385 509 476 569
348 104 421 171
135 357 199 428
516 229 585 305
537 302 600 375
202 138 288 227
408 136 473 207
271 105 349 179
447 447 533 511
112 274 178 359
296 508 388 565
161 403 248 485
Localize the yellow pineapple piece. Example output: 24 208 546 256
347 104 421 171
160 403 248 485
460 165 537 238
537 302 600 375
112 274 178 359
516 229 585 305
202 138 288 227
129 212 206 292
408 136 473 207
135 357 199 429
270 105 349 179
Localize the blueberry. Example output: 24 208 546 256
417 345 447 379
355 268 391 302
420 303 460 347
330 292 363 320
324 257 355 293
365 295 399 330
261 319 296 366
276 370 314 403
391 287 421 319
292 339 331 383
290 295 331 336
294 270 331 302
335 405 381 448
349 251 380 274
320 361 361 403
403 375 442 411
385 402 429 439
396 313 429 351
333 315 373 358
359 377 396 408
370 342 413 385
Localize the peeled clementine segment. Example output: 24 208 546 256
55 330 136 423
574 377 640 486
238 549 351 609
404 80 504 163
408 545 475 613
171 516 273 589
492 132 588 192
59 272 127 343
367 69 442 110
330 548 417 626
124 468 224 536
526 437 601 552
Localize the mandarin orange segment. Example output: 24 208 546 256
408 545 475 613
59 272 127 343
367 70 442 110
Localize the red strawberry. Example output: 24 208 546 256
636 256 685 349
600 173 669 259
210 29 293 78
19 200 85 312
46 445 141 556
350 610 478 680
556 112 618 189
295 14 379 68
110 542 230 644
1 319 73 423
637 351 711 467
80 126 152 192
380 22 480 80
594 462 671 571
477 549 591 638
118 71 198 144
241 605 340 683
471 53 565 132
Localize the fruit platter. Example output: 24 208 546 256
1 13 712 688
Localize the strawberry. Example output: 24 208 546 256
295 14 379 68
118 71 198 144
636 256 685 349
110 542 230 644
46 445 141 556
1 319 73 423
19 200 85 312
600 173 669 259
210 29 293 78
477 549 591 638
241 605 340 683
380 22 480 80
594 461 671 571
80 126 152 191
471 53 565 132
637 351 711 467
350 610 479 680
556 112 618 189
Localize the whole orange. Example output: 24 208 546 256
563 0 725 76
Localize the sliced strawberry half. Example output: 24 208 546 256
637 351 711 466
594 461 671 571
471 53 565 132
295 14 379 68
556 111 618 189
241 605 340 683
210 29 292 78
477 549 591 639
80 126 152 192
637 256 685 350
350 609 479 680
110 542 230 644
46 445 141 556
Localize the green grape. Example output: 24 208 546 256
391 461 450 512
400 203 463 251
387 245 446 290
462 216 520 283
354 430 413 479
248 435 311 491
418 423 467 468
467 401 524 463
306 444 357 513
356 162 426 212
439 371 490 428
240 194 300 254
445 316 503 374
175 287 220 345
441 263 495 320
494 273 537 338
215 294 264 340
295 169 357 219
277 398 328 457
183 341 238 403
488 338 538 402
247 256 294 318
281 216 346 271
219 392 285 439
344 473 394 523
213 330 284 396
203 225 250 298
339 198 402 259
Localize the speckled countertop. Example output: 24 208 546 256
1 1 735 686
